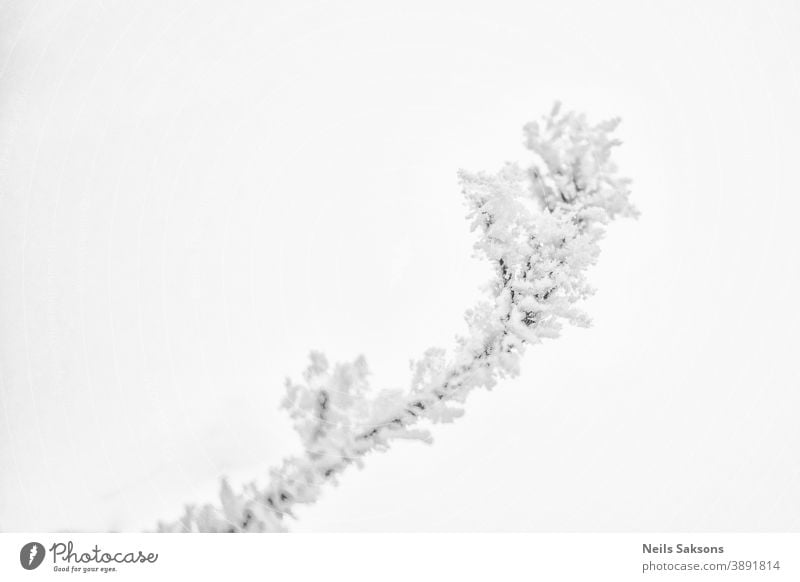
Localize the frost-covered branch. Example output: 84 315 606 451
157 104 638 532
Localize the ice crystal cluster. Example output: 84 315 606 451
158 104 637 532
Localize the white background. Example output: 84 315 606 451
1 0 798 532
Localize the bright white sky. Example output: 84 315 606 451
1 0 799 532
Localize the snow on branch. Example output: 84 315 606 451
157 103 638 533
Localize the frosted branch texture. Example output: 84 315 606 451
158 104 638 532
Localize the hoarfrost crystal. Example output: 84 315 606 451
158 103 637 533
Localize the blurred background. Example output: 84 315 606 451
1 0 798 531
